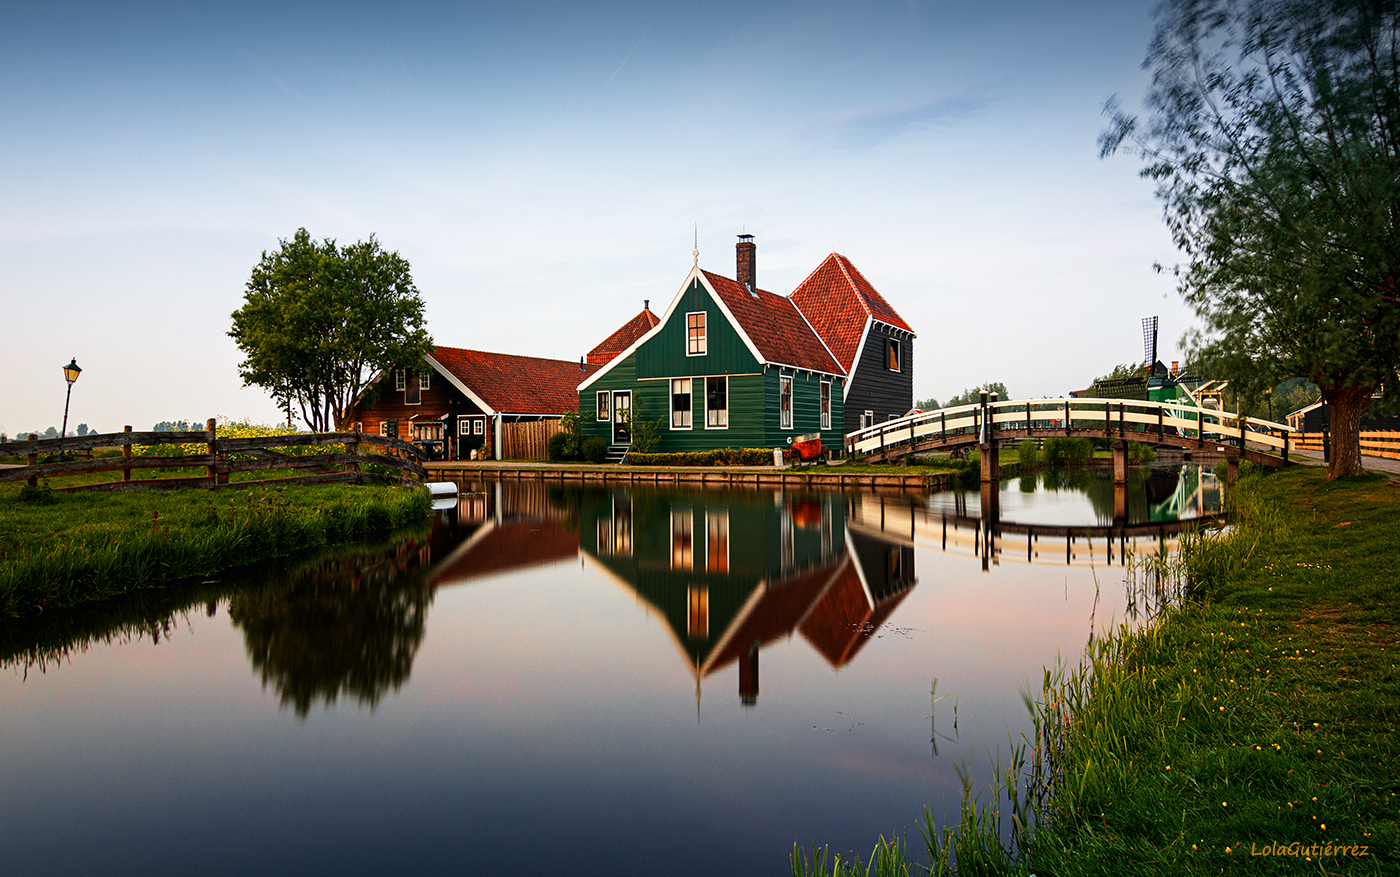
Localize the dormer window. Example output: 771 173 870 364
687 312 707 355
888 338 901 372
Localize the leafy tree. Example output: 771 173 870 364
944 382 1010 408
229 229 434 432
42 427 58 439
915 397 941 410
1102 0 1400 478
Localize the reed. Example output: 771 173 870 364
794 465 1400 875
0 482 431 619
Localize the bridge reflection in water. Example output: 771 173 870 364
848 464 1225 572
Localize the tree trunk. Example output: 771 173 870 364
1322 385 1372 480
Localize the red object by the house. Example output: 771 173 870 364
790 432 823 462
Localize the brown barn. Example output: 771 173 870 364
348 347 599 460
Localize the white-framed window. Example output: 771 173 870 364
706 510 729 574
458 418 471 436
380 421 390 436
686 312 707 356
780 375 793 430
419 370 431 390
596 391 610 422
394 370 406 391
671 378 693 429
888 338 901 371
671 508 694 571
688 586 709 638
474 420 484 435
780 507 794 574
863 410 874 429
820 381 831 430
706 376 728 428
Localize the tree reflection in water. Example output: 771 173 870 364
228 541 435 718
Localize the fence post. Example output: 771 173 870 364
1064 399 1070 435
123 425 132 482
1157 405 1164 443
1105 402 1111 438
346 429 361 477
1197 408 1204 448
1280 428 1289 463
206 418 218 487
27 434 38 487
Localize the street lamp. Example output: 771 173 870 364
59 358 81 462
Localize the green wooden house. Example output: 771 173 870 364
578 237 846 455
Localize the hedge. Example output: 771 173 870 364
623 448 776 467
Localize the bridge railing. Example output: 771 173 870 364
846 397 1294 458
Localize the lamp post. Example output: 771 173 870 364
59 358 81 462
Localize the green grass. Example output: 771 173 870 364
0 480 431 620
795 464 1399 875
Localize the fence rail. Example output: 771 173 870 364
846 397 1295 462
1292 430 1400 460
1 421 426 491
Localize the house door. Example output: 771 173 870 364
613 392 631 444
457 416 487 458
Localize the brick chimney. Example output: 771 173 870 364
736 234 756 290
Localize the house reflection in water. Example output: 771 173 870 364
580 488 916 705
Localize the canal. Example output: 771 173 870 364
0 465 1222 875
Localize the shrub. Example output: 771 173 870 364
546 432 571 463
1127 440 1156 464
1043 436 1094 465
581 436 607 463
625 448 775 467
1017 439 1041 467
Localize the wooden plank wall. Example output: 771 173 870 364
502 420 563 460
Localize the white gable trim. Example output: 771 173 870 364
842 315 874 401
577 269 698 392
872 318 917 339
695 271 768 368
426 353 498 415
790 294 848 379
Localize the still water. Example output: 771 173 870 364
0 466 1221 876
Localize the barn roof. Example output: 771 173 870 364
587 307 659 366
429 347 598 415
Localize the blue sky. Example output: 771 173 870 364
0 0 1191 436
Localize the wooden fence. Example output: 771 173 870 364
501 419 563 461
1292 430 1400 460
0 420 427 492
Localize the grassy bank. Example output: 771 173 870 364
795 465 1399 875
0 480 431 620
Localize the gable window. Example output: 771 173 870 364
405 374 421 405
888 338 901 371
688 587 709 638
596 391 610 422
394 370 406 391
419 370 431 390
671 378 692 429
706 376 728 428
780 375 793 430
686 312 707 355
820 381 831 430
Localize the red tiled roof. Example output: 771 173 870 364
789 254 914 372
430 347 598 415
701 559 842 676
587 308 659 365
700 271 844 375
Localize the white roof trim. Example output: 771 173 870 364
872 318 917 339
425 353 497 415
842 314 874 401
790 293 848 379
578 267 701 393
695 271 768 369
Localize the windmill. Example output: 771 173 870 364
1142 316 1158 370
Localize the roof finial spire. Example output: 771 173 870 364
692 224 699 268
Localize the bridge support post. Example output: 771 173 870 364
980 440 999 484
980 479 999 573
1112 439 1128 486
1113 481 1128 527
1226 451 1240 486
